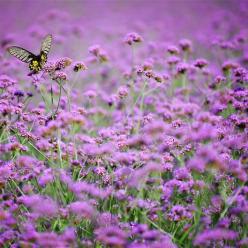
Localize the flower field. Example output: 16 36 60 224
0 1 248 247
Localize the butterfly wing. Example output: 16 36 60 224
7 46 35 63
40 34 52 55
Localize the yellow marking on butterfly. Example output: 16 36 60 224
29 60 41 72
32 60 38 66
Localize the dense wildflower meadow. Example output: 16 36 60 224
0 0 248 247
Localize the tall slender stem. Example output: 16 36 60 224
53 82 62 117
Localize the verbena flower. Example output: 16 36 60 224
124 32 143 45
69 201 95 219
179 39 192 52
176 62 188 74
55 57 72 70
167 45 180 55
53 71 67 81
194 58 208 69
117 86 129 99
18 195 58 218
0 75 16 89
194 228 238 246
89 45 109 62
95 225 127 247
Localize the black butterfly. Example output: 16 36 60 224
7 34 52 74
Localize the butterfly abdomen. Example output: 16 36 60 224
29 58 41 73
29 52 48 73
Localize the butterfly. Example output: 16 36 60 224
7 34 52 74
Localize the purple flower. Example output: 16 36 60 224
19 195 58 218
124 32 143 45
194 58 208 69
69 201 95 219
179 39 192 52
176 62 188 74
97 212 119 227
167 45 180 55
0 75 16 89
89 45 109 62
55 57 72 70
222 61 239 72
167 56 181 65
43 61 56 73
95 225 127 247
129 162 164 187
53 71 67 81
89 45 101 56
167 205 192 222
194 228 238 246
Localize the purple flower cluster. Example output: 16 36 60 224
0 0 248 247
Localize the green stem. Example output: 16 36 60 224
135 81 148 133
57 129 63 167
53 83 62 117
129 80 147 116
40 89 48 111
225 70 232 89
220 184 245 219
51 84 54 106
